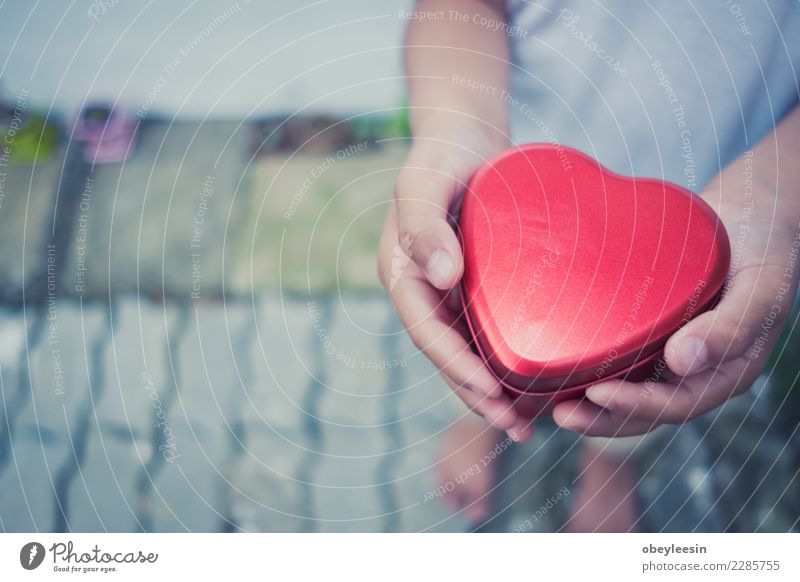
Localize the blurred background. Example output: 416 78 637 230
0 0 798 533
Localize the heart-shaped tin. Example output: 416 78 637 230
459 144 730 418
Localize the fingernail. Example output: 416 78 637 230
585 385 613 407
676 336 709 375
557 417 582 432
553 409 583 432
426 250 454 288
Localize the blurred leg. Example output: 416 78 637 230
436 418 505 523
564 433 654 532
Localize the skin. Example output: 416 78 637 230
574 109 800 436
379 0 532 441
378 0 800 443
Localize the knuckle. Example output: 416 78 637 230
663 408 692 425
408 330 429 353
441 364 468 388
728 323 757 357
652 395 693 424
467 404 487 419
448 380 475 404
715 365 748 396
712 317 753 358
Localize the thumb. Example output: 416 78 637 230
665 265 788 376
394 165 464 290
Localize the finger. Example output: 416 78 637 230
464 492 491 524
552 399 659 437
444 376 519 431
394 163 464 290
585 356 755 423
377 203 402 289
665 265 787 376
419 318 504 399
395 276 503 399
506 417 535 443
446 367 534 442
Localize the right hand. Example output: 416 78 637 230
378 125 534 441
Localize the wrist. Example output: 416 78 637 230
710 170 800 235
411 115 509 158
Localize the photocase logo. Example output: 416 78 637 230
20 542 46 570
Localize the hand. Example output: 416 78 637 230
379 125 535 442
552 177 800 437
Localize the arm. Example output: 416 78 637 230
394 0 511 287
405 0 510 147
379 0 534 440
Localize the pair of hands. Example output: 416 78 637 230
378 126 797 441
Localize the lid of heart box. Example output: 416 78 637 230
459 144 730 391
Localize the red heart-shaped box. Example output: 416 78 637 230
459 144 731 419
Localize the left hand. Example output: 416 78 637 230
552 174 800 437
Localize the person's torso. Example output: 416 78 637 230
506 0 800 189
